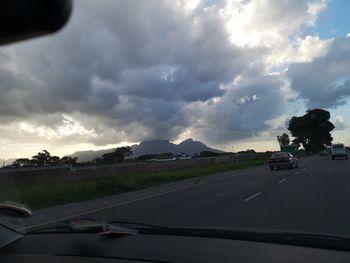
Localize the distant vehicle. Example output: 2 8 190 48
319 150 328 156
268 152 298 170
155 157 177 162
176 153 192 160
178 156 192 160
331 143 348 160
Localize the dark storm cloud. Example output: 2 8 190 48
189 76 287 144
0 0 251 143
288 36 350 108
121 66 226 102
0 0 292 146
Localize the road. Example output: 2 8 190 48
25 155 350 236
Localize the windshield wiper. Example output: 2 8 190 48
29 220 350 251
107 220 171 231
29 218 170 235
28 218 160 236
136 227 350 252
0 201 32 219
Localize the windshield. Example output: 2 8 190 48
271 152 289 159
2 0 350 242
332 144 345 150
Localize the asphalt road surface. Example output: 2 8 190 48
26 155 350 236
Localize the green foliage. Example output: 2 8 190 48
136 153 175 161
136 154 158 161
11 158 32 168
199 151 220 157
95 177 117 193
288 109 334 153
100 146 133 164
277 133 290 146
157 152 175 159
11 151 79 168
49 156 61 166
16 159 266 210
32 150 51 166
238 149 256 154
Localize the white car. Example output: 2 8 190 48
331 143 348 160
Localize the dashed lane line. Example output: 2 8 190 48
244 192 262 202
26 166 267 230
278 178 287 184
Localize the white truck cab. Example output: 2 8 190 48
331 143 348 160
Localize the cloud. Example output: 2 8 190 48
222 0 329 67
223 0 326 47
183 75 288 144
0 1 247 137
288 36 350 108
334 116 347 131
0 0 336 156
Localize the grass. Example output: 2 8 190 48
12 159 267 210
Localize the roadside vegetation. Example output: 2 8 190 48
14 159 266 210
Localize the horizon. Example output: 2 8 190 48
3 137 279 160
5 135 348 162
1 1 350 160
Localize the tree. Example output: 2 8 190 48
49 156 61 166
11 158 32 168
92 157 102 164
100 152 117 164
9 151 77 168
277 133 290 146
288 109 334 153
157 152 174 159
32 150 52 166
114 146 133 162
238 149 256 154
199 151 219 157
100 146 133 164
136 154 158 161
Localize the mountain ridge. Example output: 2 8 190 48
71 138 223 162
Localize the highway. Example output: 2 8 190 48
26 155 350 236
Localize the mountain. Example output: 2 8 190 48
177 138 218 154
71 138 223 162
131 139 178 157
131 138 223 157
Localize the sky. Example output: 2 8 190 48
1 0 350 159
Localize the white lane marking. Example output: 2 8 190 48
278 178 287 184
26 167 266 230
244 192 262 202
294 172 299 175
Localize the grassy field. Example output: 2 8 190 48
12 159 267 210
